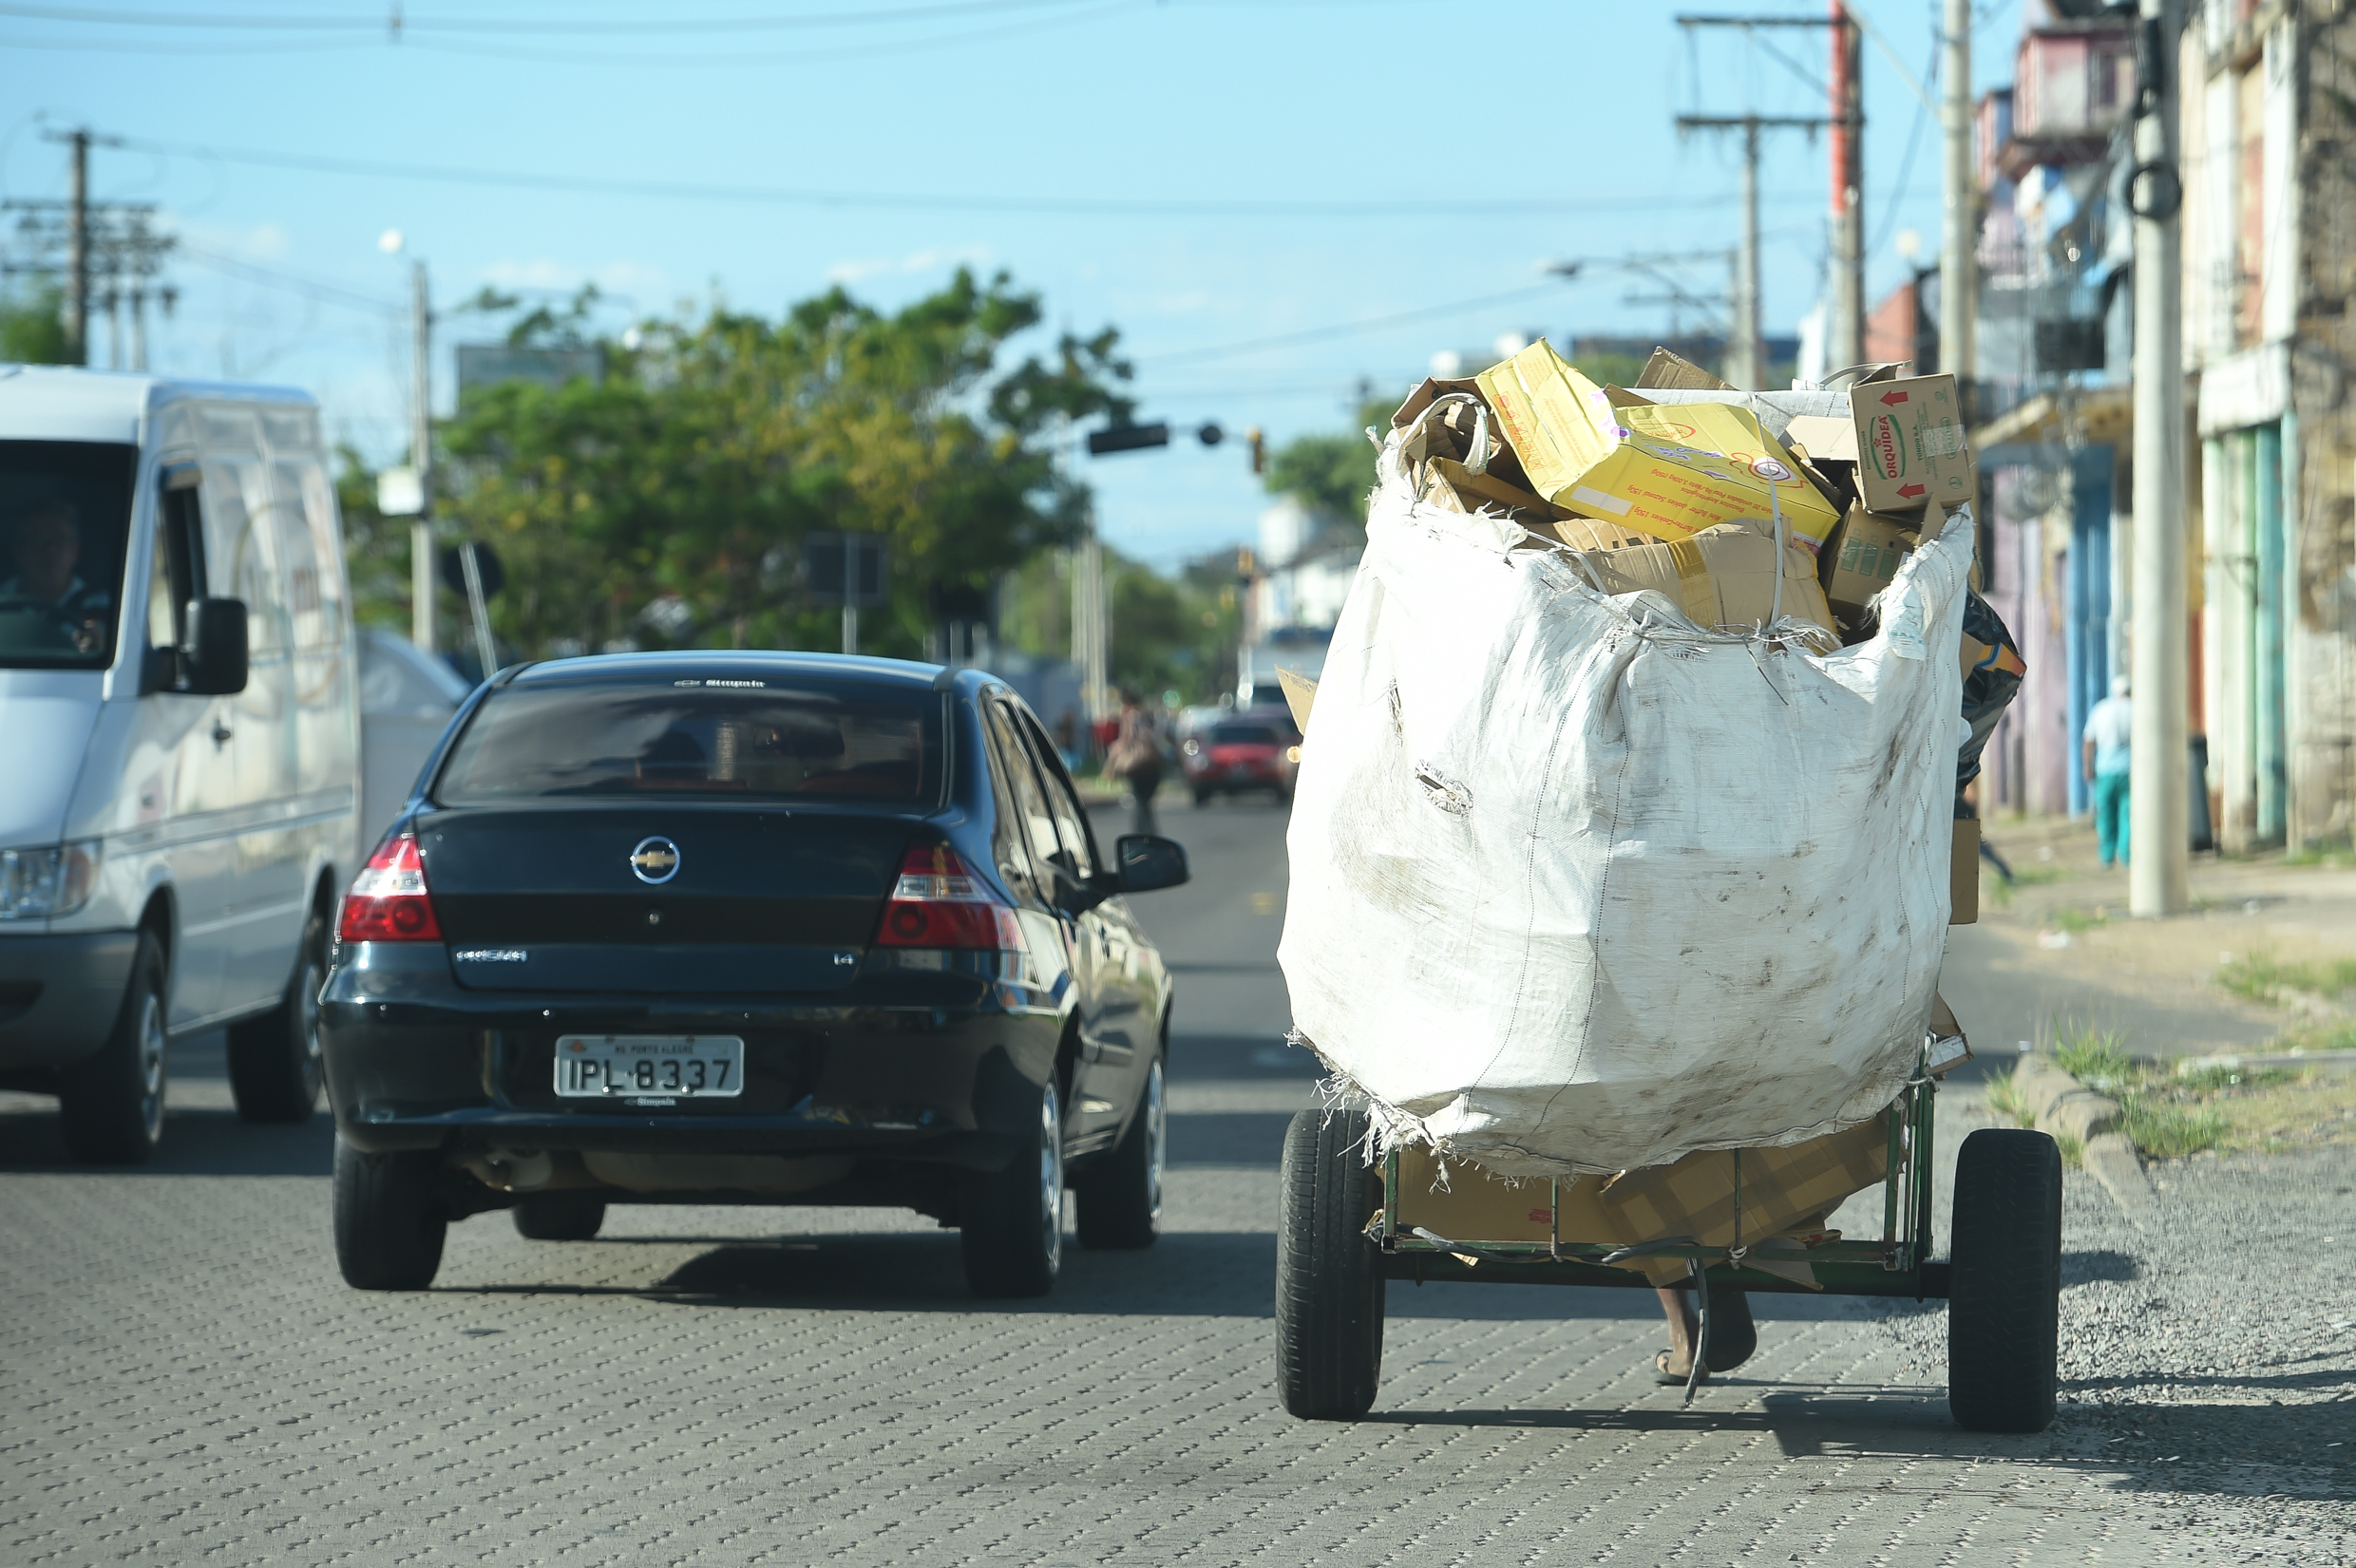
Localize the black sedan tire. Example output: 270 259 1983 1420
59 931 169 1165
333 1136 447 1291
228 909 328 1124
960 1080 1063 1298
1076 1053 1164 1250
513 1194 607 1241
1276 1105 1383 1419
1948 1127 2062 1433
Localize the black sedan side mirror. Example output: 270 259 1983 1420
1114 834 1189 894
184 597 249 695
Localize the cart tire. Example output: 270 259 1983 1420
1276 1105 1383 1420
1948 1127 2062 1433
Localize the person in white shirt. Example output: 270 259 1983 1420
2081 675 2132 865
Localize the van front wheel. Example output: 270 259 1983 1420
229 910 327 1124
59 931 169 1164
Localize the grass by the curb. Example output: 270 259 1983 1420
2028 1018 2356 1159
2215 951 2356 1006
1984 1064 2036 1128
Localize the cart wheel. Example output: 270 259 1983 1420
1276 1105 1383 1419
1948 1127 2062 1433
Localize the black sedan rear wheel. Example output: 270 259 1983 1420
960 1080 1063 1298
333 1137 447 1291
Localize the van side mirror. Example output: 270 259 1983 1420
1113 834 1189 894
183 597 248 695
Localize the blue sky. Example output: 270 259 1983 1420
1 0 2021 572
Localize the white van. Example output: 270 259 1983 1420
0 367 359 1161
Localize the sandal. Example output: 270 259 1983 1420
1652 1350 1707 1387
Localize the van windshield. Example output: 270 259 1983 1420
0 442 138 671
434 677 944 805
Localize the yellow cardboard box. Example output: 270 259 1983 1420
1848 373 1975 514
1574 524 1839 651
1474 341 1843 551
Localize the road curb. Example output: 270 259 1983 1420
2009 1054 2157 1226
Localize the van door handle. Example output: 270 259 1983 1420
210 721 232 747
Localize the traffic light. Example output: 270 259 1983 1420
1246 425 1265 476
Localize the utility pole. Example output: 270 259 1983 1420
1938 0 1976 387
64 128 88 367
408 258 436 655
1674 14 1849 387
2130 0 2188 917
1674 115 1824 387
1828 2 1865 368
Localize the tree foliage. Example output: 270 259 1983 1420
1262 395 1396 526
0 284 68 365
429 269 1132 658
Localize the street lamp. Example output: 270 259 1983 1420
379 229 435 655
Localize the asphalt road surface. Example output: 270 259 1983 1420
3 797 2348 1564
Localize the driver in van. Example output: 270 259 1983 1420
1 501 109 653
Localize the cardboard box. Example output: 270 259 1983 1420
1574 524 1839 651
1526 515 1656 552
1474 341 1843 551
1847 373 1975 514
1396 1119 1890 1288
1951 817 1979 924
1392 376 1541 496
1633 346 1736 392
1421 456 1575 524
1820 504 1926 623
1597 1114 1890 1284
1276 668 1318 733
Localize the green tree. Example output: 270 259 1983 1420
1262 395 1396 526
0 283 68 365
428 268 1132 659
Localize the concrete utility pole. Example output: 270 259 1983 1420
2130 0 2188 917
1677 116 1826 387
1829 2 1865 368
64 128 88 367
408 258 435 656
1938 0 1976 386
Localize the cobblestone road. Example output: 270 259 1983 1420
4 802 2349 1565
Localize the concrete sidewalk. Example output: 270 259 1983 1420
1944 815 2356 1060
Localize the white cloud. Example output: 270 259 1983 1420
824 244 995 286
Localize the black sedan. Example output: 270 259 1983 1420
321 652 1188 1299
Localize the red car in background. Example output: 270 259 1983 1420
1182 713 1300 806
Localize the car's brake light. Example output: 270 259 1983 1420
876 841 1025 951
338 833 444 942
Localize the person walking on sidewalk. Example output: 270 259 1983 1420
2083 674 2133 865
1106 690 1165 836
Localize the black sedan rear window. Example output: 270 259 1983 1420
435 678 941 803
1208 723 1282 746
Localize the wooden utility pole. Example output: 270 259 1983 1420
408 258 436 656
1676 114 1828 387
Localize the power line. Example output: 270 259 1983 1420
101 136 1910 219
0 0 1092 32
1139 285 1568 367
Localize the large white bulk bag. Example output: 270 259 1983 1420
1279 438 1968 1178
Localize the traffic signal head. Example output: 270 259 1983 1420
1246 425 1265 476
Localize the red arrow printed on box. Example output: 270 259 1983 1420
1897 482 1927 499
1879 390 1910 406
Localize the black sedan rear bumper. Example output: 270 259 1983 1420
321 943 1064 1176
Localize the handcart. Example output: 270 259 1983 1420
1274 1052 2063 1434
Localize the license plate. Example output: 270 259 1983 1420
554 1034 745 1099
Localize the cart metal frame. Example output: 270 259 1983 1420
1369 1067 1948 1302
